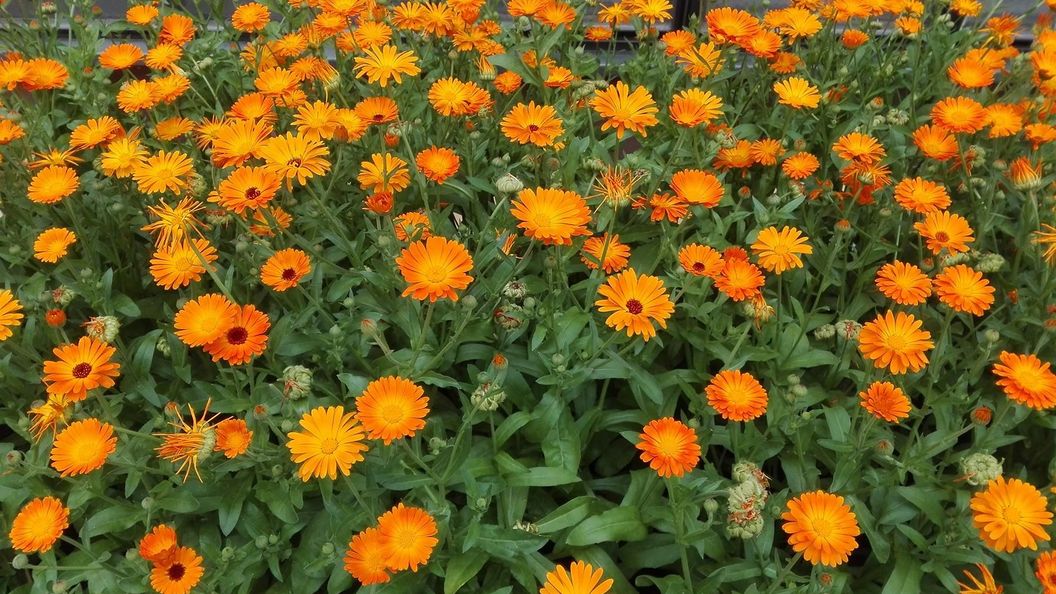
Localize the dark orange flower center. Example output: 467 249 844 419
227 327 249 345
281 268 297 281
287 158 302 167
626 299 643 314
935 231 949 242
72 362 93 378
167 563 186 581
692 262 705 273
373 114 384 122
528 124 539 132
245 187 260 199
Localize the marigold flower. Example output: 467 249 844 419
858 381 911 422
174 294 239 347
590 81 659 138
992 351 1056 410
914 210 975 255
155 400 220 482
99 43 143 70
934 264 994 316
874 261 932 306
679 243 724 278
912 124 959 161
858 311 934 375
706 369 768 421
832 132 885 164
893 177 951 214
511 187 591 245
781 491 860 567
214 418 252 459
355 376 429 444
28 166 79 205
202 304 270 365
501 102 564 147
396 236 475 302
970 477 1053 552
932 96 987 134
715 258 765 301
33 228 76 263
706 7 761 44
139 524 178 564
669 88 723 128
287 405 368 481
594 268 675 341
150 546 205 594
355 44 420 87
677 42 725 78
1035 551 1056 592
260 132 331 188
377 503 438 571
42 336 121 401
50 418 117 477
957 564 1002 594
134 151 195 195
0 290 24 342
344 528 390 585
580 234 630 274
231 2 270 32
540 561 613 594
260 248 311 292
636 417 700 477
751 226 812 274
773 76 821 109
9 497 69 554
781 152 820 179
358 152 410 194
670 169 723 206
415 147 460 183
150 239 217 290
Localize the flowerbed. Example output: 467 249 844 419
1 0 1056 592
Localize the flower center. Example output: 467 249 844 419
245 187 260 200
935 231 950 243
281 268 297 281
227 327 249 345
380 402 407 425
373 114 384 122
167 563 186 581
72 362 93 379
626 299 644 315
692 262 705 273
287 158 302 168
320 438 338 454
528 124 540 132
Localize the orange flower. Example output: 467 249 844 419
781 491 860 567
28 166 79 205
133 151 195 195
580 233 630 274
958 564 1002 594
358 153 410 194
149 239 217 290
0 289 23 342
344 528 390 585
260 248 311 292
706 7 761 43
42 336 121 401
858 311 934 375
215 166 281 215
914 210 975 254
912 124 959 161
139 524 178 564
231 2 270 32
203 304 270 365
396 236 475 302
670 169 723 206
540 561 613 594
9 497 69 554
590 81 659 138
355 376 429 444
260 133 331 188
594 268 674 341
705 369 768 421
493 71 522 94
50 418 117 477
781 152 820 179
679 243 724 278
677 42 725 78
511 187 591 245
211 119 273 168
832 132 885 164
773 77 821 109
354 44 421 87
970 477 1053 552
150 546 205 594
669 88 723 128
1035 551 1056 592
858 381 911 422
214 418 252 458
99 43 143 70
874 261 932 306
415 147 460 183
174 294 239 347
33 228 76 263
751 226 812 274
893 177 951 214
636 417 701 477
992 351 1056 410
934 264 994 316
932 96 987 133
376 503 438 571
501 102 564 147
715 258 765 301
287 406 368 481
394 211 432 242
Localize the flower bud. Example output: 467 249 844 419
84 315 120 343
11 554 29 569
960 452 1002 486
282 365 313 399
495 173 524 195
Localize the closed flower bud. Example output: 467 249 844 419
141 497 154 510
52 580 67 594
703 499 720 514
836 320 863 341
960 452 1002 486
874 439 894 456
983 329 1000 344
255 535 269 549
280 420 295 432
12 554 29 569
975 253 1006 273
791 384 808 397
220 547 236 561
495 173 524 194
282 365 313 399
5 450 22 466
813 324 836 340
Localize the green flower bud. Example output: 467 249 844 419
960 452 1002 486
11 554 29 569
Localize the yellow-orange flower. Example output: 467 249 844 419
781 491 860 567
934 264 994 316
669 88 724 128
42 336 121 401
858 311 934 375
590 81 659 138
202 304 270 365
377 503 438 572
33 228 76 263
706 369 768 421
580 233 630 274
260 248 311 292
893 177 951 214
511 187 591 245
679 243 724 278
9 497 69 554
139 524 178 564
715 258 765 302
670 169 723 207
344 528 390 585
287 405 368 481
149 239 217 290
992 351 1056 410
214 418 252 458
874 261 931 306
260 133 331 188
0 289 22 342
415 146 460 184
932 96 987 133
858 381 911 422
358 152 410 194
28 166 79 205
970 477 1053 553
174 294 238 347
501 102 564 147
356 376 429 444
354 44 421 87
50 418 117 477
636 417 700 477
150 546 205 594
751 226 812 274
594 268 674 341
914 210 975 255
773 77 821 109
396 236 475 302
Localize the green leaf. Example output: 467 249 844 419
565 507 647 546
535 497 596 534
81 506 140 539
506 467 580 487
881 553 922 594
444 550 489 594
